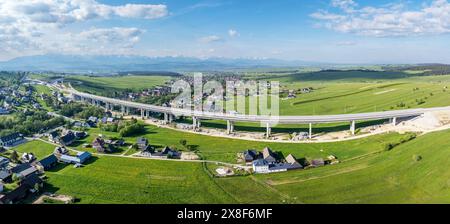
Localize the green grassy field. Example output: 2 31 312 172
45 157 236 204
75 124 408 164
66 75 171 96
13 140 55 159
24 70 450 204
41 127 450 204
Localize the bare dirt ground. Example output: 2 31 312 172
33 193 74 204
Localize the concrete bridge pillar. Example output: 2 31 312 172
266 123 271 138
226 120 234 134
193 117 201 129
350 120 356 135
140 108 145 119
121 105 125 115
164 113 169 123
392 117 397 126
309 123 312 139
126 107 130 115
168 114 173 123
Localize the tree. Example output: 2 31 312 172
179 139 187 148
34 183 41 193
10 150 19 163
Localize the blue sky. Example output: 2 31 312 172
1 0 450 63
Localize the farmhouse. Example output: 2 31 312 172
0 185 28 204
36 154 58 171
252 159 269 173
136 137 149 150
21 153 36 163
87 116 98 126
252 152 303 174
0 133 25 147
92 137 114 153
11 163 38 178
262 147 277 164
54 146 69 155
47 131 59 143
59 151 91 164
0 174 43 204
149 146 180 159
0 170 12 183
58 131 76 146
242 150 260 163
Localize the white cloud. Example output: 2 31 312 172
0 0 168 59
331 0 357 12
228 29 239 37
32 27 146 56
311 0 450 37
198 35 222 43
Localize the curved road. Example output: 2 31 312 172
61 86 450 125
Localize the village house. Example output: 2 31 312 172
59 151 91 165
57 131 76 146
252 149 303 174
0 174 43 204
0 133 25 148
47 131 59 143
10 163 38 179
241 150 260 163
53 146 69 156
262 147 277 164
87 116 99 126
0 170 12 183
310 158 325 167
0 107 10 115
136 137 149 151
0 156 9 169
21 153 36 163
252 159 270 173
36 154 58 172
147 146 180 159
73 121 91 128
92 137 114 153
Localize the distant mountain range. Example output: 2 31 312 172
0 54 323 73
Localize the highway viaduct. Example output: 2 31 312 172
65 87 450 139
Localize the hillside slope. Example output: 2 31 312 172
248 129 450 203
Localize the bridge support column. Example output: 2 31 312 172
121 106 125 115
164 113 169 123
392 117 397 126
226 120 234 134
146 110 150 119
168 114 173 123
309 123 312 139
266 123 271 138
350 120 356 135
193 117 200 129
126 107 130 115
140 108 145 119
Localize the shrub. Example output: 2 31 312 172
413 154 422 162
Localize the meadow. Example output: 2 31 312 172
65 75 171 96
36 126 450 204
74 124 409 164
22 70 450 204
